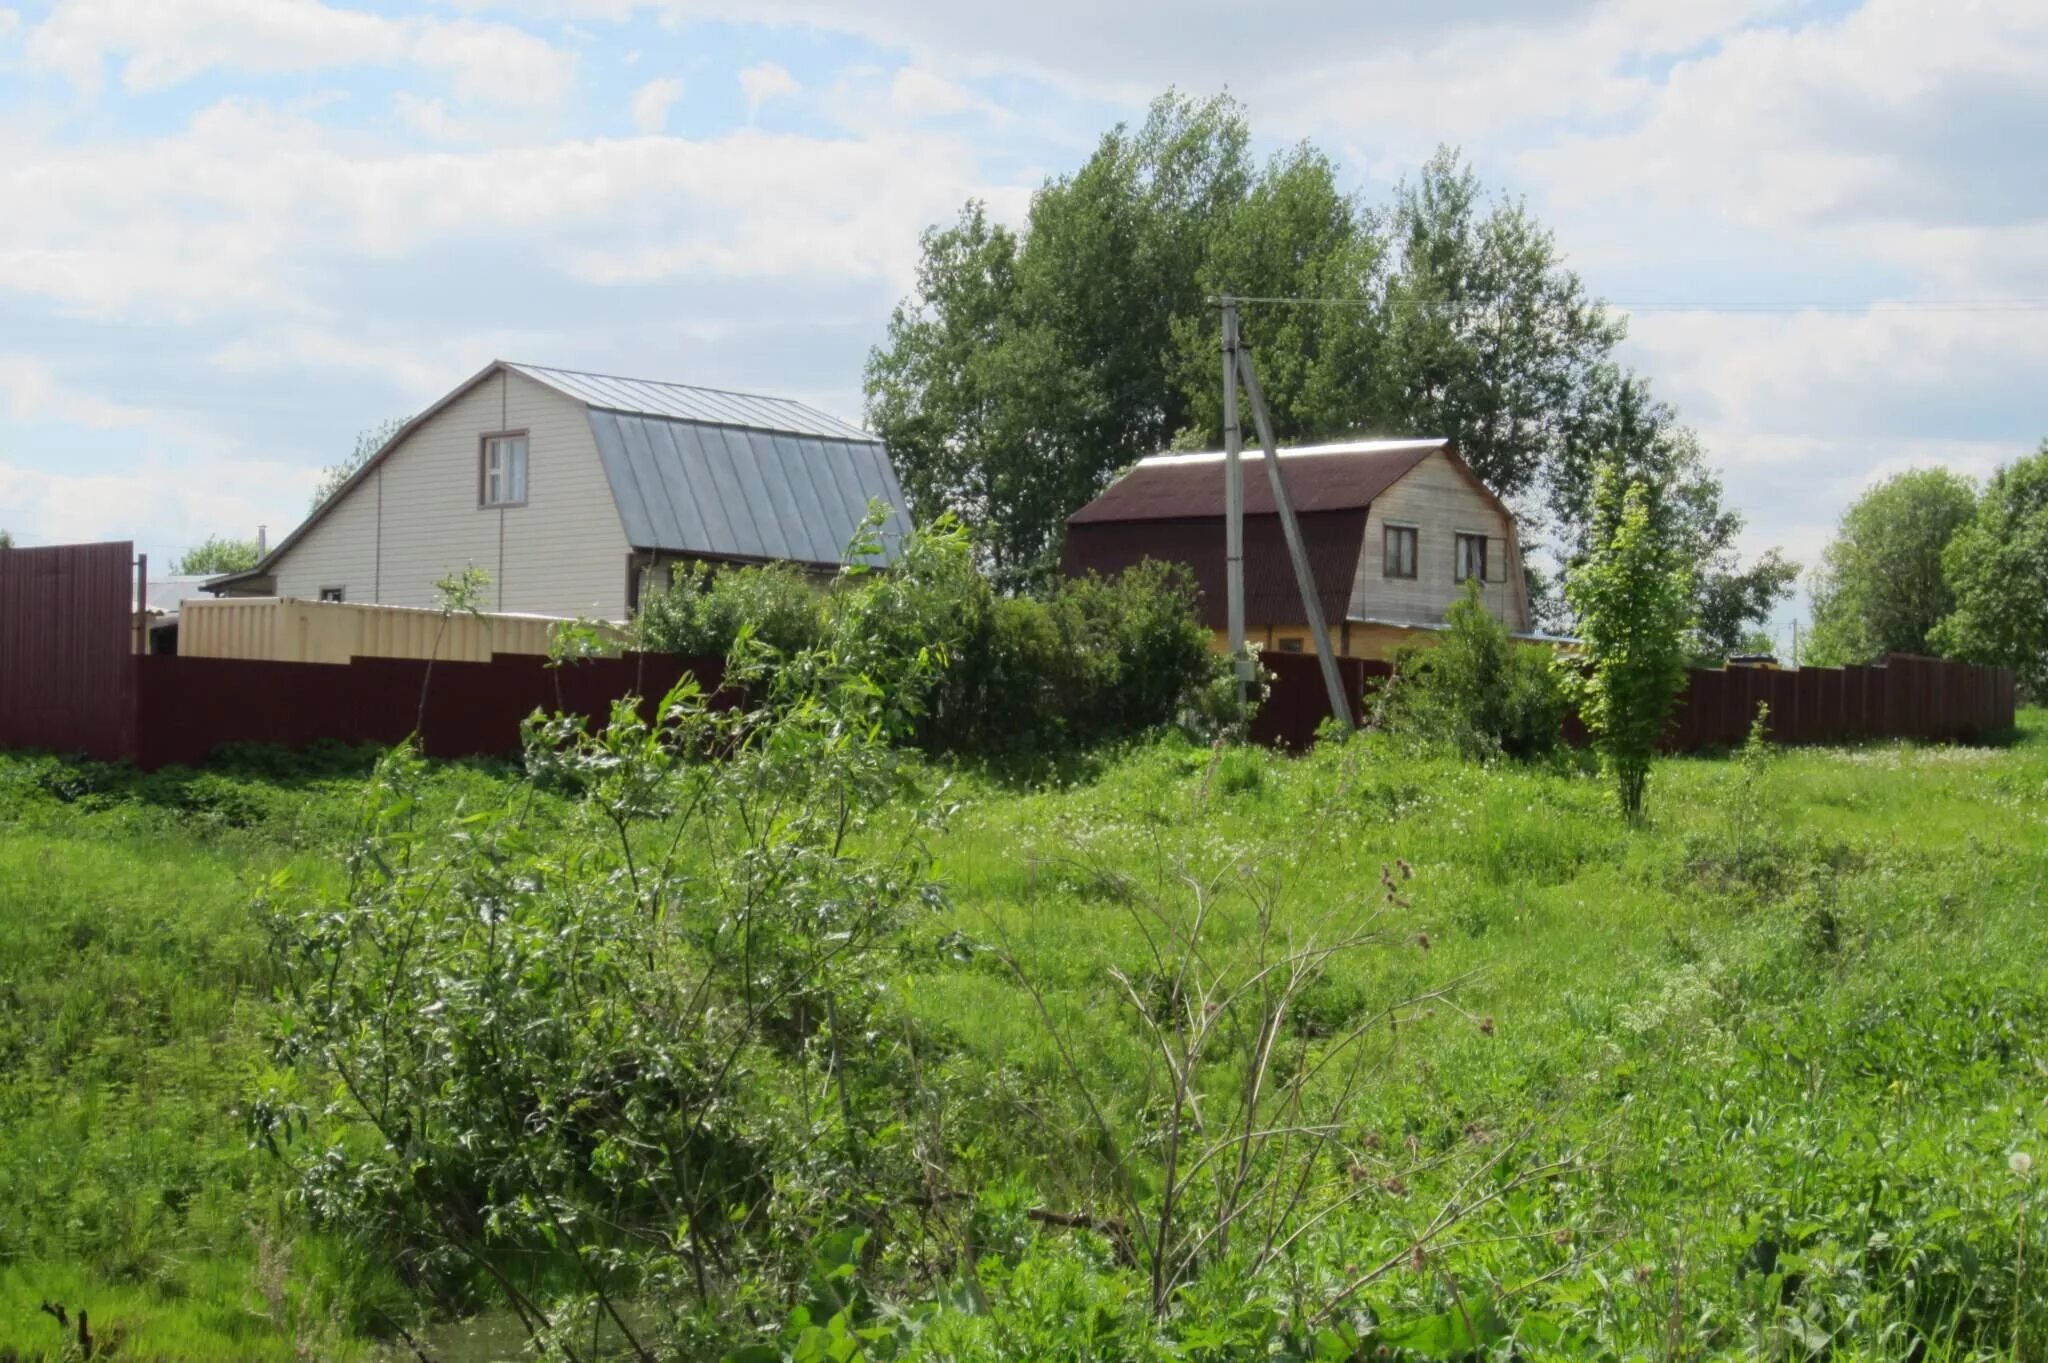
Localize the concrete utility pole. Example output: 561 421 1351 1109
1221 297 1248 702
1220 297 1353 732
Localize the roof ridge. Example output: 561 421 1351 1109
1138 438 1447 467
505 360 842 416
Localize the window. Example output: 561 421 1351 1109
1383 524 1418 579
1455 532 1489 583
1278 636 1305 654
481 434 528 507
318 586 346 603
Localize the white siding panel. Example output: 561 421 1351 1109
273 370 631 618
1347 451 1528 630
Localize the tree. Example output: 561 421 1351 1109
1560 464 1694 822
1802 468 1978 667
1545 367 1795 658
870 93 1263 588
869 94 1791 646
1931 443 2048 695
1379 150 1621 505
310 416 408 511
173 535 260 576
0 528 12 548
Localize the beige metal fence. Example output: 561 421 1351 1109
176 597 615 664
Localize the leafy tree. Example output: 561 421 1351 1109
310 416 408 511
1380 149 1621 504
0 528 12 548
1931 442 2048 695
869 95 1792 648
173 535 260 576
1803 468 1979 666
1545 367 1795 658
869 93 1259 588
1560 464 1694 821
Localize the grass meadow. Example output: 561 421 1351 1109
0 715 2043 1360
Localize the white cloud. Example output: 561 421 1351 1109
887 67 1009 123
1526 0 2048 261
25 0 575 105
737 59 799 117
630 74 683 132
0 97 1011 324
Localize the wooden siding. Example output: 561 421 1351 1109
273 370 631 617
1348 450 1527 631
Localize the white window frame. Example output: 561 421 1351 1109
480 432 529 508
318 585 346 603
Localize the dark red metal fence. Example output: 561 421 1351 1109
1256 651 2017 752
133 652 728 769
0 541 2024 769
0 541 137 761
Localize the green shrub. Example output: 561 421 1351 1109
635 559 826 658
1374 579 1566 760
631 520 1228 763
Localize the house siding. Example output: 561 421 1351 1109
274 370 631 618
1347 451 1527 631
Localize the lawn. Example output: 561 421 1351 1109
0 716 2042 1361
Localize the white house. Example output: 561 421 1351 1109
212 361 912 619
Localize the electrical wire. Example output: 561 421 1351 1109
1209 293 2048 314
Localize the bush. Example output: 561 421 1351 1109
1373 579 1566 760
635 559 825 658
632 521 1230 763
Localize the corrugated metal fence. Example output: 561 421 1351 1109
1253 651 2017 752
0 541 137 761
0 542 2024 769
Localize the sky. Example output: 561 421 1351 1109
1 0 2043 646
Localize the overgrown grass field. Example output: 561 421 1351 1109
1 716 2043 1361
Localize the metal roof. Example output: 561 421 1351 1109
138 575 218 613
588 411 911 567
509 362 873 442
1068 439 1443 524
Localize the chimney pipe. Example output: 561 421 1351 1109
256 524 268 556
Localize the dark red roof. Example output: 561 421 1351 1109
1066 440 1441 525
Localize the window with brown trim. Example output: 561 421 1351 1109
1455 532 1488 583
1383 523 1418 579
481 433 529 507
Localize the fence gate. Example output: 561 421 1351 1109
0 541 138 761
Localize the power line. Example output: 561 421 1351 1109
1210 293 2048 314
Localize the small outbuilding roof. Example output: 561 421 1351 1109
1067 439 1444 525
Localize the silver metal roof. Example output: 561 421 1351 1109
510 362 873 442
588 411 911 567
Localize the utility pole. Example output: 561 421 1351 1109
1220 297 1353 733
1221 297 1249 704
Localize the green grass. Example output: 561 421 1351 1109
1 719 2043 1360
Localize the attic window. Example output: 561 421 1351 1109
481 434 528 507
1384 524 1418 579
1455 532 1489 583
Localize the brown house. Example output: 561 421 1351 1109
1060 438 1532 660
